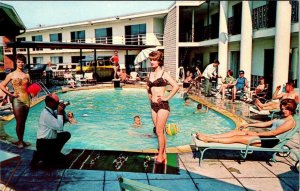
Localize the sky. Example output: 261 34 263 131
3 1 175 29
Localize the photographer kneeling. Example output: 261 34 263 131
31 93 71 167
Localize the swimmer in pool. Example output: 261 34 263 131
133 115 142 127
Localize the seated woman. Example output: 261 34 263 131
247 77 267 102
183 71 193 89
231 70 249 102
215 70 235 99
64 69 75 88
196 99 296 147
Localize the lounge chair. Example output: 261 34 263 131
75 74 87 86
118 177 167 191
127 72 141 84
191 120 299 171
0 150 21 191
85 72 97 85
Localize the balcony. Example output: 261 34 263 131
252 5 268 30
125 34 146 45
71 39 86 43
3 33 164 55
95 36 112 44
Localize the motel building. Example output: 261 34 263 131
2 1 299 92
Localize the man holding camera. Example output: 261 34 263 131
202 60 220 97
31 93 71 167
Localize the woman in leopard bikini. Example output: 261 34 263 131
0 54 31 148
146 51 179 163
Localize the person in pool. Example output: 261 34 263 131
133 115 142 127
146 50 179 164
193 103 208 114
184 97 191 106
0 54 31 149
195 99 297 148
67 111 77 124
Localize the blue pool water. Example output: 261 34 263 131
4 88 235 150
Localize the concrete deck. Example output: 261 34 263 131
0 85 299 191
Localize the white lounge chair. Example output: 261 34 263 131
85 72 97 85
191 119 299 171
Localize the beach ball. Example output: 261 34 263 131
166 123 179 136
27 83 41 97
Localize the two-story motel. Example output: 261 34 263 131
3 1 299 92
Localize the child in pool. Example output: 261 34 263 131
133 115 142 127
68 111 77 124
193 103 208 114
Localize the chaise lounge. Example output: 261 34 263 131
191 120 299 171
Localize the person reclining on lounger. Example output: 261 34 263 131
196 99 296 147
253 80 299 112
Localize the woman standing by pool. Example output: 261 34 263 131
0 54 31 148
147 51 179 163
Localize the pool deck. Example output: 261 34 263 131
0 84 299 191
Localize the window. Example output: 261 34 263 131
32 35 43 51
125 24 146 45
50 33 62 42
33 57 43 64
50 33 62 50
50 56 63 64
71 30 85 43
95 28 112 44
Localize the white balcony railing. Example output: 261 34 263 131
3 33 164 55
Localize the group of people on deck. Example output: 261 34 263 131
0 51 298 169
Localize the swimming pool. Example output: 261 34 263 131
4 88 235 150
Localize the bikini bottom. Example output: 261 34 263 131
151 101 170 113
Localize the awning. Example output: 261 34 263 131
0 2 26 36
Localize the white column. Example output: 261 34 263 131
239 1 252 87
273 1 292 91
218 1 228 80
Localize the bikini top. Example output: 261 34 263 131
147 71 168 88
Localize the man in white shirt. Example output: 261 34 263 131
31 93 71 167
202 60 220 96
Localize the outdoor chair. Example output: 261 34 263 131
118 177 167 191
247 84 270 104
85 72 97 85
0 150 21 191
75 74 87 86
191 119 299 172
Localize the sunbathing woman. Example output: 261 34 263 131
196 99 297 147
0 54 31 148
146 51 179 163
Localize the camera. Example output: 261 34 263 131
59 100 70 106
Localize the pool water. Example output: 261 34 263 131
4 88 235 150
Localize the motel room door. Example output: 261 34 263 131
264 49 274 90
125 55 136 74
230 51 240 78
